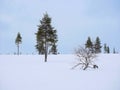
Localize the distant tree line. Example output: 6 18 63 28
85 36 102 54
85 36 117 54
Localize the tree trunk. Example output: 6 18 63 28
44 41 48 62
17 44 19 55
45 54 47 62
45 49 47 62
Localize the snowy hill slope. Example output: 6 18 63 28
0 54 120 90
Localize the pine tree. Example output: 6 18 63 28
104 43 107 53
106 46 110 53
85 37 94 53
104 43 110 54
94 37 102 53
15 32 22 55
35 13 58 62
113 48 116 54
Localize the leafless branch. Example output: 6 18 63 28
73 46 98 70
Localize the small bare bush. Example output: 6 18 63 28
72 46 98 70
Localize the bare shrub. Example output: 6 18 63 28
72 46 98 70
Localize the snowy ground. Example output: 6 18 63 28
0 54 120 90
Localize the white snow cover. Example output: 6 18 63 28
0 54 120 90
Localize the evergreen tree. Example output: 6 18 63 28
104 43 107 53
35 13 58 62
104 43 110 54
106 46 110 53
85 37 94 53
15 32 22 55
94 37 102 53
113 48 116 54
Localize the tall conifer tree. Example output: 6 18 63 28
35 13 58 62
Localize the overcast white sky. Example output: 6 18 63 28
0 0 120 54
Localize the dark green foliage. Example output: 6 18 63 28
35 13 58 62
85 37 102 53
15 32 22 55
49 43 57 54
94 37 102 53
113 48 116 54
106 46 110 53
104 43 107 53
104 43 110 54
85 37 94 53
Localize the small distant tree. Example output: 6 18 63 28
104 43 110 54
104 43 107 53
113 48 116 54
72 46 98 70
15 32 22 55
106 46 110 53
94 37 102 53
85 37 94 53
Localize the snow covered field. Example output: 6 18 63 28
0 54 120 90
